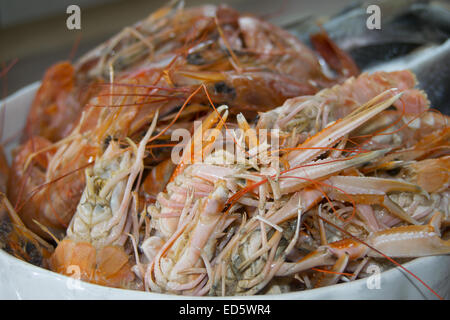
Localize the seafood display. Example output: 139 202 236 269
9 1 356 240
0 0 449 298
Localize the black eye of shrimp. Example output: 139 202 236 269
214 81 236 98
103 135 113 150
187 52 206 65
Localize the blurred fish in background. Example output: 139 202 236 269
285 0 450 114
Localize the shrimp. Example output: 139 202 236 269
49 114 158 288
25 1 357 143
276 212 450 283
196 71 447 296
0 192 53 267
23 61 102 142
148 105 233 239
0 146 52 266
12 0 355 240
146 181 230 295
256 70 428 152
140 67 448 296
4 0 448 298
371 156 450 227
12 0 363 240
8 133 97 239
143 73 405 295
402 156 450 194
23 62 76 142
141 159 177 202
10 67 177 238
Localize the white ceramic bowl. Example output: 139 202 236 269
0 83 449 300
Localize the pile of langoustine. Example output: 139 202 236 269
0 2 449 297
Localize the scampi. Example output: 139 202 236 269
0 1 448 298
143 71 449 296
10 0 358 240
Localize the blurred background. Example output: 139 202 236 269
0 0 355 94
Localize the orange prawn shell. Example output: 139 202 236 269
327 239 367 260
7 137 54 233
141 158 176 200
7 136 98 239
49 239 135 288
24 62 75 141
408 156 450 193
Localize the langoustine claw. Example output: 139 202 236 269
276 212 450 282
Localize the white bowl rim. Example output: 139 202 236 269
0 244 440 299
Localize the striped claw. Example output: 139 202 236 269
277 212 450 277
325 175 423 225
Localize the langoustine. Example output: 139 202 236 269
49 114 158 288
0 146 53 267
11 1 358 240
143 69 449 296
1 1 448 298
24 1 355 143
